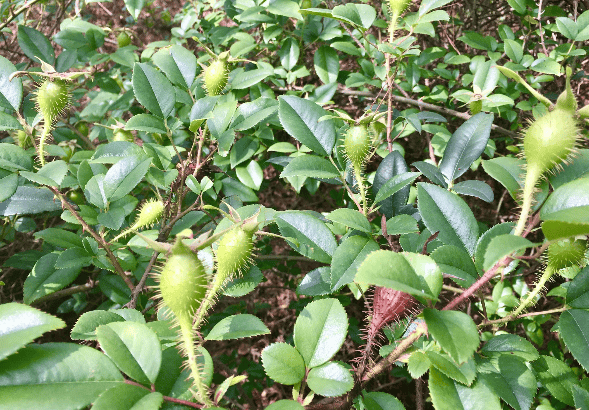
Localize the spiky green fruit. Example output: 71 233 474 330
523 108 579 175
344 125 371 169
113 129 134 142
117 32 132 48
203 59 228 96
133 199 164 230
547 238 587 271
36 79 69 125
469 100 483 115
216 227 254 281
389 0 411 16
159 245 208 319
14 130 32 149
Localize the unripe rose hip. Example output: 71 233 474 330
216 227 254 282
203 59 229 96
344 125 371 169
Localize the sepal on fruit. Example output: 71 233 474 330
555 67 577 113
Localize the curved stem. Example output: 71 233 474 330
353 164 367 215
179 317 212 407
511 265 555 319
193 275 224 338
514 164 542 236
38 123 51 167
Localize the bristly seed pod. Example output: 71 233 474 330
547 238 587 272
216 226 254 283
36 79 70 125
133 199 164 230
344 125 372 169
203 59 229 96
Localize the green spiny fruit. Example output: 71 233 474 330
117 31 132 48
547 238 587 271
36 79 69 125
216 227 254 282
158 242 208 320
344 125 372 169
14 130 32 149
133 199 164 230
469 99 483 115
112 129 134 142
523 108 579 176
389 0 411 16
203 59 229 96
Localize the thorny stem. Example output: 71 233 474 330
479 306 567 327
124 380 203 408
179 317 212 407
353 164 368 215
511 265 556 319
514 164 542 236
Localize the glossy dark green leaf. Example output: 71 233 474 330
426 351 476 386
125 113 166 134
452 180 494 203
429 367 501 410
104 156 152 202
439 113 493 181
355 251 442 300
261 343 306 385
35 228 84 249
232 98 278 131
0 343 123 409
278 95 336 157
0 112 21 131
281 155 341 179
20 160 68 187
477 355 536 410
372 151 411 218
0 143 33 172
23 252 81 304
278 38 299 71
0 174 17 202
55 247 93 269
413 161 447 187
386 214 419 236
332 4 376 29
293 298 348 368
91 383 150 410
540 177 589 240
17 25 55 64
96 321 161 386
567 265 589 308
480 334 539 362
474 222 513 273
330 235 380 291
231 67 273 90
71 311 127 340
307 361 353 397
549 149 589 189
152 45 196 89
275 211 337 263
314 46 339 84
423 309 479 364
0 303 65 361
531 355 578 406
132 63 175 118
431 245 478 287
417 182 478 255
0 56 22 112
326 208 371 233
573 385 589 410
223 265 264 297
264 400 305 410
481 157 524 200
362 392 406 410
91 141 146 164
205 314 269 340
297 267 332 296
558 309 589 372
373 171 421 205
483 234 535 271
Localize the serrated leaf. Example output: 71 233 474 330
0 303 65 361
297 266 332 296
306 361 353 397
483 234 535 271
326 208 371 233
71 311 127 340
373 172 421 205
23 252 81 304
0 56 22 112
478 355 536 410
205 314 269 340
152 45 196 89
281 155 340 179
294 298 348 368
96 321 161 386
407 351 431 379
429 367 501 410
531 355 578 406
567 265 589 308
480 333 539 362
362 391 406 410
386 214 419 236
91 383 150 410
423 309 479 364
372 151 411 218
452 180 494 203
558 309 589 372
132 62 175 118
431 245 478 287
474 222 514 273
330 236 380 291
17 25 55 64
314 46 339 84
426 351 476 386
261 343 306 385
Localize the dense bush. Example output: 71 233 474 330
1 0 589 409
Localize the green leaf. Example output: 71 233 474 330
91 384 150 410
362 392 406 410
426 351 476 386
413 161 448 187
224 265 264 297
231 67 273 90
540 177 589 240
307 361 353 397
0 343 123 410
332 4 376 29
549 149 589 189
20 160 68 187
506 0 526 13
439 113 493 182
297 267 332 296
355 251 442 300
17 25 55 64
35 227 84 249
23 252 81 304
125 113 166 134
0 56 22 112
275 211 337 263
407 351 431 379
152 45 197 89
0 303 65 361
281 155 341 179
573 385 589 410
104 156 152 202
419 0 453 16
472 60 499 92
531 58 562 75
91 141 146 164
236 160 264 190
504 39 523 63
261 343 306 385
481 157 524 200
326 208 371 233
480 333 539 362
0 112 22 130
293 298 348 368
232 98 278 131
423 309 479 364
483 234 535 271
558 309 589 372
452 180 494 203
0 143 33 172
477 355 536 410
372 151 411 218
431 245 478 287
429 367 501 410
55 247 92 269
386 214 419 236
373 171 421 205
567 265 589 308
531 355 578 406
330 235 380 291
124 0 145 20
278 95 336 157
265 400 305 410
0 174 18 202
417 182 479 255
71 311 127 340
278 38 300 71
84 174 108 209
96 321 161 386
205 314 269 340
314 46 339 84
0 186 62 216
230 136 258 168
474 222 514 273
132 62 175 118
